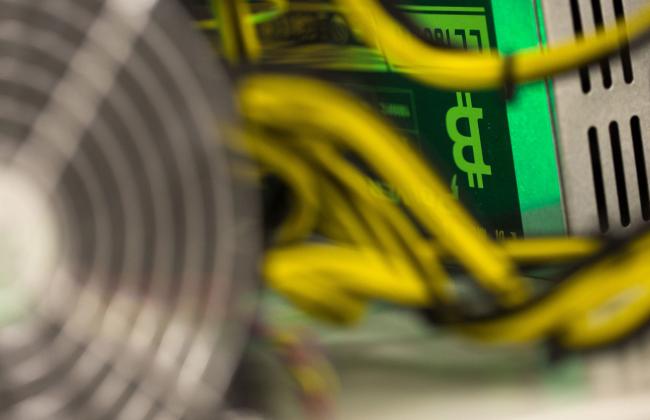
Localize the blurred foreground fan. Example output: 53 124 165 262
0 0 259 418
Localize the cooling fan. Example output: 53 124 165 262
0 0 259 418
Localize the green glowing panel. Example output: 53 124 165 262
492 0 565 236
257 0 564 238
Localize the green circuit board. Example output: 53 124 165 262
255 0 565 237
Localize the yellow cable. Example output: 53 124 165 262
269 245 431 306
242 130 320 242
299 138 454 302
320 181 377 247
212 0 261 63
459 233 650 346
240 75 528 305
409 237 599 265
336 0 650 90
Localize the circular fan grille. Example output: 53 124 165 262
0 0 258 418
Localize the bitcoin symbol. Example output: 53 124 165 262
446 92 492 189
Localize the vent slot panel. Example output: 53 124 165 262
587 119 650 232
541 0 649 235
568 0 634 92
631 116 650 220
609 121 631 226
590 0 614 88
589 127 609 232
570 0 592 93
613 0 635 83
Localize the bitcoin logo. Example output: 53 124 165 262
446 92 492 189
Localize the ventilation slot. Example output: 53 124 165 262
613 0 634 84
590 0 613 88
631 116 650 220
589 127 609 232
570 0 591 93
609 121 631 226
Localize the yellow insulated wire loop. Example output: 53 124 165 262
336 0 650 90
296 139 412 253
295 137 454 302
405 236 600 270
242 131 320 243
460 232 650 347
265 244 431 323
211 0 261 63
239 75 528 306
499 237 600 263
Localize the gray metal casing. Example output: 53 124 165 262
540 0 650 235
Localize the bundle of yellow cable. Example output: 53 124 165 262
239 74 650 350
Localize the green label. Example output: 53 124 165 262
258 0 526 238
447 92 492 189
403 8 490 49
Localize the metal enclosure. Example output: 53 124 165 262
540 0 650 235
